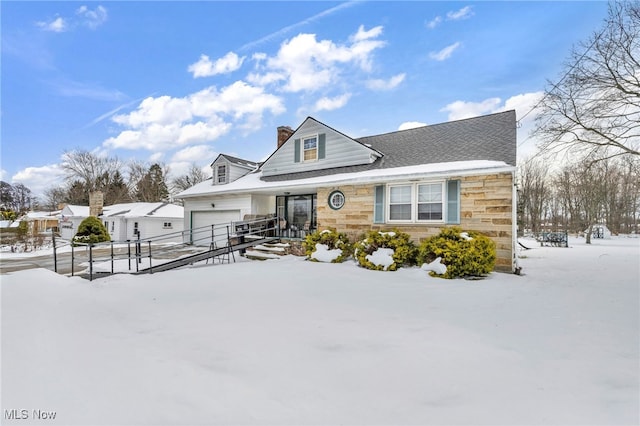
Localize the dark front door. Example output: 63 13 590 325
276 194 317 237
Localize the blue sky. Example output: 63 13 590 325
1 1 609 198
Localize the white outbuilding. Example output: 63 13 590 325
59 202 184 242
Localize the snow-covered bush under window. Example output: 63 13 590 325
417 227 496 279
303 229 353 263
354 230 417 271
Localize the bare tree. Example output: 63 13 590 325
534 2 640 161
61 150 123 193
171 163 211 193
517 157 551 234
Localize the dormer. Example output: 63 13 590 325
211 154 258 185
261 117 382 177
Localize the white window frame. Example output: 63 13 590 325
216 164 227 184
416 182 444 221
386 181 446 223
163 222 172 229
302 134 318 162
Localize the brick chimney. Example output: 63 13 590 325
277 126 294 149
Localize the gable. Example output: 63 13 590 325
211 154 256 185
261 117 382 177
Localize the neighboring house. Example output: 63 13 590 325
18 211 60 234
178 111 518 272
59 202 184 242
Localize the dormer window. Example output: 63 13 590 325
217 164 227 184
303 136 318 162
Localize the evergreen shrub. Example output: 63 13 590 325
418 227 496 279
303 228 352 263
73 216 111 245
354 229 417 271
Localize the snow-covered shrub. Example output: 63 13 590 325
354 230 417 271
418 227 496 279
303 229 352 263
73 216 111 245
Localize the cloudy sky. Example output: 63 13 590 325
2 1 609 197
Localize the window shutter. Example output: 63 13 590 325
446 180 460 224
294 139 300 163
374 185 385 223
318 133 326 159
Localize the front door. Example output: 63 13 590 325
276 194 317 236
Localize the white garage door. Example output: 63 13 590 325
191 210 241 246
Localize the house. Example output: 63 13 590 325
59 202 184 242
18 211 60 234
177 111 518 272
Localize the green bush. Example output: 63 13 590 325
418 227 496 279
303 228 352 263
73 216 111 245
354 229 417 271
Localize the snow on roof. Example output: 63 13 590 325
24 211 61 219
177 160 514 198
62 203 183 219
61 205 90 217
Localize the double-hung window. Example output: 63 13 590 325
387 182 447 222
217 164 227 184
389 185 412 221
303 136 318 162
417 183 443 221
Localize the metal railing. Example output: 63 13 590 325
52 215 283 281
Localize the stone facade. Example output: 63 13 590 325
316 172 514 273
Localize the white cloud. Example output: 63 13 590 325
0 169 6 180
447 6 474 21
254 26 386 93
313 93 352 112
426 16 442 29
440 97 502 121
188 52 245 78
104 81 284 151
350 25 384 43
398 121 427 131
440 92 544 123
366 73 405 91
36 17 67 33
76 5 108 29
429 42 461 61
11 164 65 198
149 152 164 163
171 145 216 163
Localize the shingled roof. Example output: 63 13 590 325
261 110 516 182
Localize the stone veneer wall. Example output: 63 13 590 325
316 172 514 272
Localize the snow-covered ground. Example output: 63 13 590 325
1 236 639 425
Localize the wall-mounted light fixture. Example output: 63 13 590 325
211 203 215 208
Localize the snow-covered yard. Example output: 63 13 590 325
1 237 638 425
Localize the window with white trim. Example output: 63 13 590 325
389 185 412 221
303 136 318 162
163 222 172 229
217 164 227 184
387 182 445 222
417 183 443 221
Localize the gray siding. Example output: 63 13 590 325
261 119 378 177
212 158 253 185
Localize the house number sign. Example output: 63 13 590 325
328 190 345 210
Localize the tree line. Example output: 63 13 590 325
0 150 211 215
40 150 211 210
518 155 640 239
